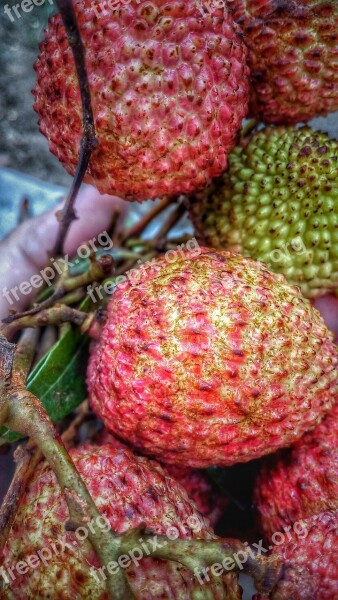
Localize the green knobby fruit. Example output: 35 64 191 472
190 126 338 298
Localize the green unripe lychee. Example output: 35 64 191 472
189 126 338 298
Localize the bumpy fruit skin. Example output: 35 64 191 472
98 430 228 527
254 401 338 538
0 444 240 599
87 248 338 468
227 0 338 123
33 0 249 201
253 510 338 600
165 465 229 528
253 403 338 600
189 126 338 298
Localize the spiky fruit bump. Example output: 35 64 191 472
0 444 240 599
33 0 249 201
190 125 338 298
227 0 338 124
87 248 338 468
253 403 338 599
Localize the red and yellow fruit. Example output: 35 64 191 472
228 0 338 123
0 444 239 599
33 0 249 201
87 248 338 468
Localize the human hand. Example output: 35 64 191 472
0 185 126 320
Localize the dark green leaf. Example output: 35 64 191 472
0 326 89 445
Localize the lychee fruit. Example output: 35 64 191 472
165 465 229 529
253 402 338 599
189 125 338 298
87 247 338 468
253 510 338 600
0 443 240 599
33 0 249 201
227 0 338 123
98 430 229 527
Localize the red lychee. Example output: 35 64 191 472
228 0 338 123
253 402 338 599
87 248 338 468
33 0 249 201
98 430 229 527
254 401 338 538
165 465 229 528
0 444 240 599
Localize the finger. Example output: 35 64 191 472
0 186 126 319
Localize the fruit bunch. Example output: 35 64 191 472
1 1 338 600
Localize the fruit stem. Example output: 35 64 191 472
120 195 173 243
3 305 89 333
53 0 98 257
120 531 281 595
150 200 186 247
0 335 134 599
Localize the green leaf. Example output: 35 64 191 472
0 327 89 445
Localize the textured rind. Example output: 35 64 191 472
254 510 338 600
189 125 338 298
0 444 239 599
98 430 229 527
164 465 229 528
87 248 338 467
254 401 338 538
253 401 338 599
33 0 249 201
227 0 338 123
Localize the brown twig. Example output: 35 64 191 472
12 329 40 385
61 400 90 448
120 196 173 244
64 254 114 291
2 255 112 326
5 306 88 334
152 200 186 244
53 0 98 257
108 208 123 247
18 197 31 225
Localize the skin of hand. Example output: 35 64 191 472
0 185 126 320
0 185 337 345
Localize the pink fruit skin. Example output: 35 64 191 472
33 0 249 201
99 430 228 528
87 248 338 468
253 510 338 600
1 444 239 599
254 402 338 600
228 0 338 123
